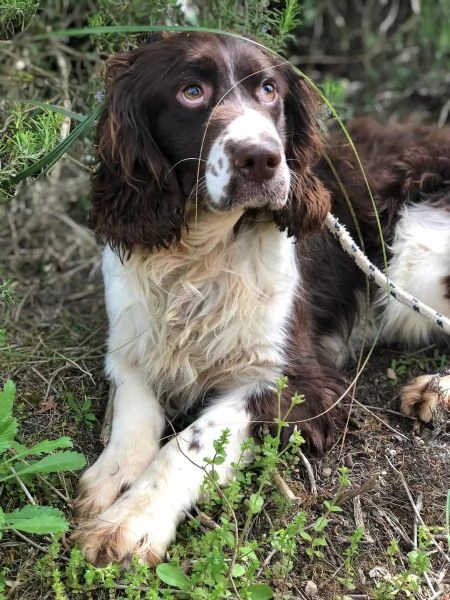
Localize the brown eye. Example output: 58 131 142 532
181 84 204 104
258 81 277 104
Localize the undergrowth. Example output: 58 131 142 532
2 378 446 598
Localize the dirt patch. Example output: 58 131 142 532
1 169 449 599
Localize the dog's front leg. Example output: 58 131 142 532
74 362 165 521
74 386 253 567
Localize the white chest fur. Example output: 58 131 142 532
103 212 299 412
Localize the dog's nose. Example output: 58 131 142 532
233 141 281 182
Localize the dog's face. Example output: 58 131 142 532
91 32 330 252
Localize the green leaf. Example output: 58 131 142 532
299 530 313 542
0 418 18 453
249 493 264 514
0 380 15 423
311 537 327 547
231 564 246 578
313 516 329 532
156 564 191 591
27 436 73 455
324 500 342 513
247 583 274 599
6 451 86 479
3 505 69 534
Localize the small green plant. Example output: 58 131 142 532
65 392 96 430
389 349 447 384
0 280 15 306
0 0 39 39
337 527 365 590
374 526 434 598
0 379 86 536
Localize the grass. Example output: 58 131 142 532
0 0 39 39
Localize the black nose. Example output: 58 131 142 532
233 141 281 183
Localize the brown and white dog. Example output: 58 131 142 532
73 32 450 566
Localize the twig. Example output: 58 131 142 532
194 509 220 530
336 476 378 506
100 384 115 446
12 529 48 553
36 473 70 503
9 467 35 504
373 506 414 548
351 398 408 440
413 492 423 549
298 450 317 496
272 471 297 501
353 496 375 543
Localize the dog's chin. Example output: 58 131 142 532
204 194 289 214
204 183 290 213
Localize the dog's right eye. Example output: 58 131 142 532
178 84 206 106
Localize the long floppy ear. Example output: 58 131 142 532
274 68 331 238
89 49 185 255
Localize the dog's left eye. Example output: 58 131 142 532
258 82 277 104
178 84 206 106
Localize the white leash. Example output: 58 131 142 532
324 212 450 336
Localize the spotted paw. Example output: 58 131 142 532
72 486 177 567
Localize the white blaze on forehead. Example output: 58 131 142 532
205 108 287 206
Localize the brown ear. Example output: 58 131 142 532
89 51 185 255
274 69 331 238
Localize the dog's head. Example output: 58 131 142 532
90 32 331 253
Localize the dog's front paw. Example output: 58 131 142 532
72 489 177 567
400 372 450 423
74 441 160 520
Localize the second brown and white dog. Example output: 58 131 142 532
73 32 450 566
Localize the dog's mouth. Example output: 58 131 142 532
220 172 290 211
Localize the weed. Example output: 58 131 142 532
65 392 96 430
0 281 15 306
374 526 434 598
389 348 447 384
0 380 86 536
0 0 39 39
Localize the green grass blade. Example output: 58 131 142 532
0 98 85 121
12 103 103 184
30 25 252 40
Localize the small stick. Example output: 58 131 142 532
353 495 374 543
336 476 378 505
100 384 115 446
272 471 297 501
196 510 221 530
10 467 35 505
413 492 423 549
298 450 317 496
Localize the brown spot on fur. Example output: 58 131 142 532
442 275 450 299
119 482 131 495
